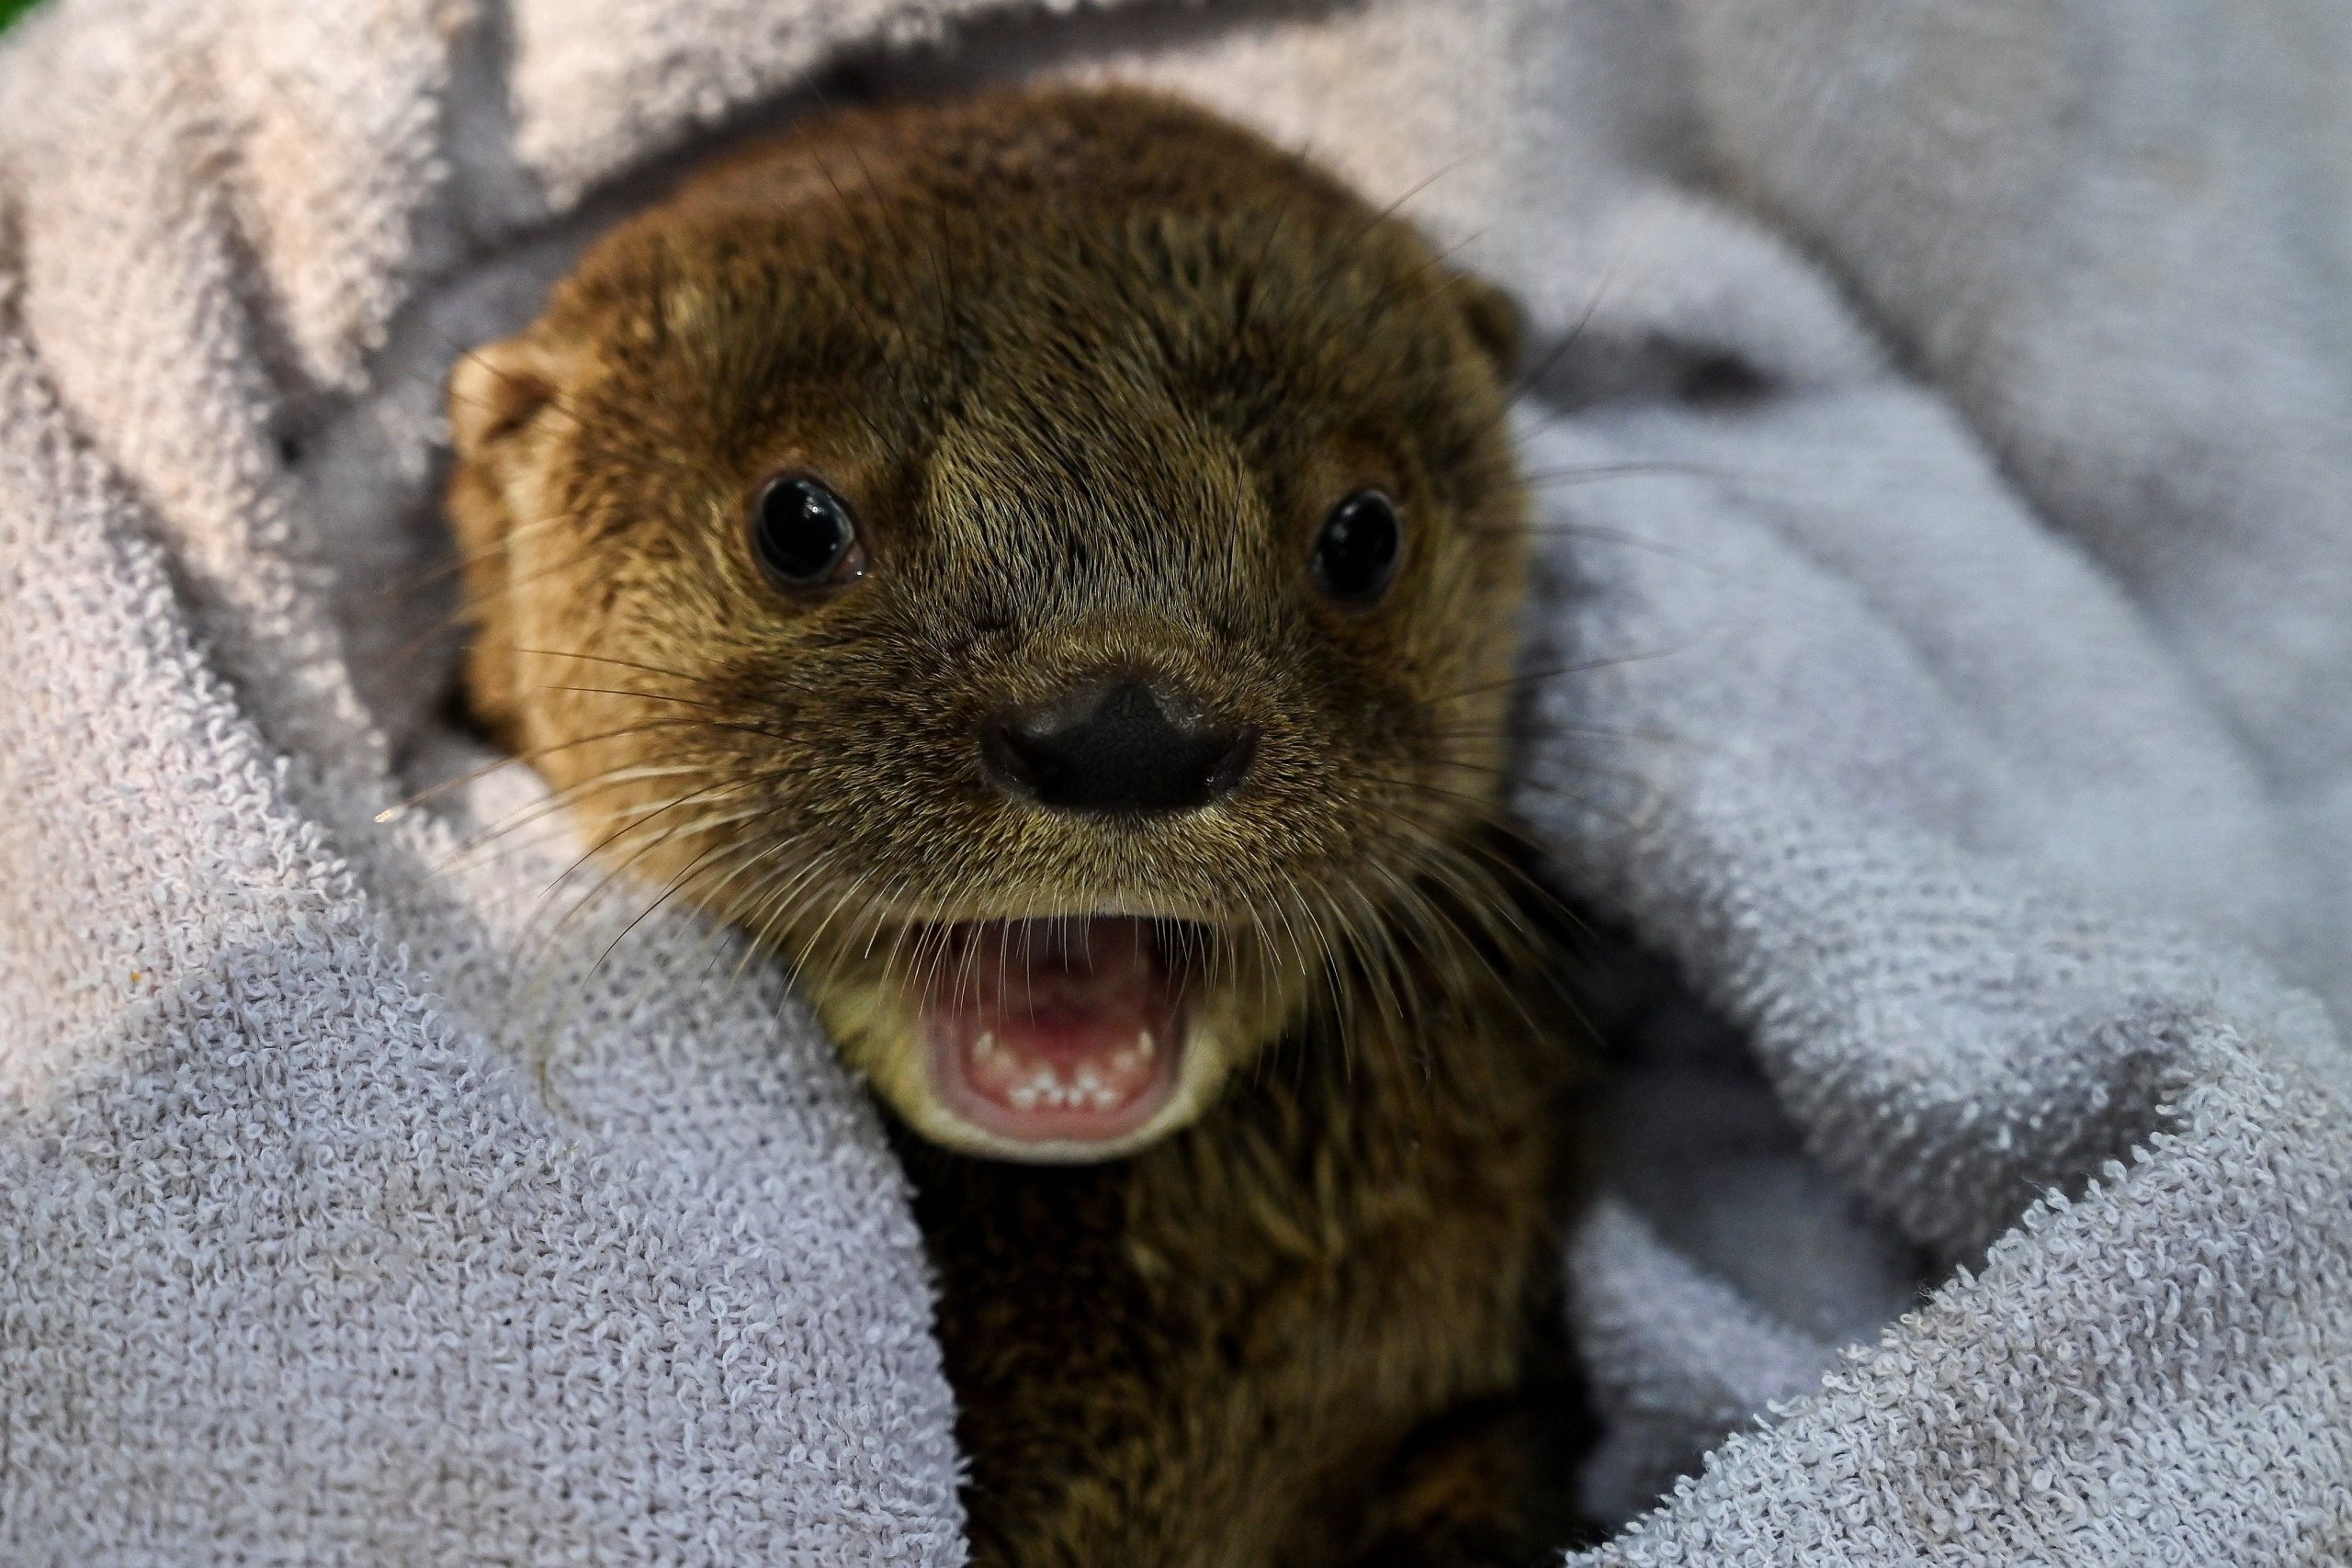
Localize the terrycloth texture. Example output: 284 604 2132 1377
2 2 2348 1564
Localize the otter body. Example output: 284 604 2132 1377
447 85 1586 1565
909 987 1582 1567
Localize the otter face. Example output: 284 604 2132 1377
447 88 1528 1162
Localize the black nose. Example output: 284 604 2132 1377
982 679 1256 816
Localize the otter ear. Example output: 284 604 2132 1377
446 331 572 745
447 333 569 458
1451 273 1523 379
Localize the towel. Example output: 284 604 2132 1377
2 0 2347 1562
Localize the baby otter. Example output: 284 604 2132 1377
447 85 1587 1565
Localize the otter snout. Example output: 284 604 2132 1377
981 677 1257 816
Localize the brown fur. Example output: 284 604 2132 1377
446 85 1589 1565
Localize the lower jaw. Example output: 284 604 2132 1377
883 913 1212 1163
925 1027 1188 1160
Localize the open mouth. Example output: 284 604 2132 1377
921 916 1195 1151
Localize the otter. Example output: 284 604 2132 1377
446 85 1589 1566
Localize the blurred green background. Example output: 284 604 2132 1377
0 0 40 35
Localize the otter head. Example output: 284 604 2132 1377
447 86 1528 1162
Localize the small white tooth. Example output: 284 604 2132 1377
1009 1084 1039 1111
1044 1084 1069 1109
1091 1087 1119 1110
1075 1066 1104 1093
1112 1049 1137 1071
1137 1030 1156 1059
974 1031 996 1060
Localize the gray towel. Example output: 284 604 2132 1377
2 0 2346 1562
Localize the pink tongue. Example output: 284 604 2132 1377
927 918 1181 1134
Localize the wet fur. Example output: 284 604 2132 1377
447 85 1589 1564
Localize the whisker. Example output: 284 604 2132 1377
1408 646 1690 710
1518 460 1724 487
379 722 725 819
500 645 723 686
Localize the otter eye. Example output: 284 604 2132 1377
751 474 865 588
1312 490 1402 603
